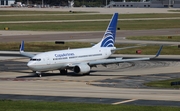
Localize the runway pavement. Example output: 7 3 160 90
1 7 179 14
0 29 180 46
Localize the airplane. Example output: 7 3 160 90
20 13 163 77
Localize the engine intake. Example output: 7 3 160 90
74 64 90 74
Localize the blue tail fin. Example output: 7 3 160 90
93 13 118 48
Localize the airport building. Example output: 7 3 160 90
108 0 180 8
0 0 15 6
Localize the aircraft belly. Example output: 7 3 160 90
32 63 66 72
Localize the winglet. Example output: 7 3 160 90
20 40 24 52
154 45 163 58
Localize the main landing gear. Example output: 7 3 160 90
60 69 67 75
34 69 68 77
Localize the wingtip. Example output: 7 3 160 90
20 40 24 52
155 45 163 58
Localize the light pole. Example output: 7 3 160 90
106 0 107 7
168 0 171 8
42 0 44 7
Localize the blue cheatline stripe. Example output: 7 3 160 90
100 13 118 47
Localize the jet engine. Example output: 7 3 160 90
74 63 90 74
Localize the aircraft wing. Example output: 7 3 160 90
88 58 149 66
89 45 163 66
20 41 36 58
67 57 149 68
69 45 163 67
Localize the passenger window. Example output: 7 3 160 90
37 59 41 61
30 58 41 61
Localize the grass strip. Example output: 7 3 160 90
0 21 108 31
0 100 180 111
0 42 179 55
115 45 180 55
1 13 180 22
127 36 180 42
0 14 112 22
145 78 180 89
1 19 180 31
168 10 180 12
0 42 91 52
119 19 180 30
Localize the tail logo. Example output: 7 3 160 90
100 30 115 47
92 13 118 48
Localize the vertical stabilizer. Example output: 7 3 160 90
93 13 118 48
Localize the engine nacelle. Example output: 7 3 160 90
74 64 90 74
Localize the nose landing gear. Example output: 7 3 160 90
36 71 42 77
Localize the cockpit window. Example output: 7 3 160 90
30 58 41 61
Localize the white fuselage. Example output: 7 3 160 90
27 47 115 71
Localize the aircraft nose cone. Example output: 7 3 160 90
27 62 35 69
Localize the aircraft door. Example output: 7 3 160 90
104 49 108 56
46 55 51 65
104 48 111 57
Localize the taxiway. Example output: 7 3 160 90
0 56 180 106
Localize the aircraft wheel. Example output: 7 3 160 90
36 71 42 77
37 74 42 77
60 69 67 74
84 72 90 75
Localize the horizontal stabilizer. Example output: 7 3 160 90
19 40 35 58
20 52 35 58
